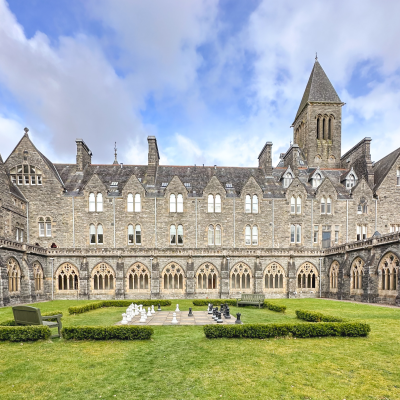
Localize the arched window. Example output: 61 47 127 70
245 225 251 245
177 194 183 213
10 164 42 185
350 258 364 291
290 197 295 214
135 194 141 212
208 194 214 212
127 263 150 291
284 173 293 188
97 224 103 244
90 224 96 244
177 224 183 244
379 253 399 291
56 263 79 291
33 262 44 292
252 226 258 245
92 263 115 291
313 173 322 188
328 118 332 140
208 225 214 245
296 196 301 214
135 224 141 245
297 262 318 290
169 194 176 212
231 263 252 291
45 217 52 237
170 225 176 245
215 195 221 212
327 197 332 214
252 195 258 213
245 195 251 213
7 258 21 293
322 118 326 140
89 193 96 212
330 261 339 292
127 193 134 212
321 197 326 214
196 263 218 291
347 174 355 189
161 263 185 292
38 217 45 237
96 193 103 212
264 262 285 291
215 225 221 245
128 224 134 244
316 117 320 139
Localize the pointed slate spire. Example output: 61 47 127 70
294 60 342 121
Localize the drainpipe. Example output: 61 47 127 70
150 257 153 299
226 257 230 299
272 199 274 248
154 197 157 247
375 198 377 232
311 199 313 247
346 200 349 242
26 201 29 244
319 257 322 298
50 257 54 301
72 197 75 248
113 197 116 248
233 198 235 248
195 198 197 248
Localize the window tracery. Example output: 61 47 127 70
350 258 364 291
92 263 115 290
33 262 44 292
161 263 185 292
196 263 218 291
10 164 42 185
297 262 318 290
379 253 399 291
56 263 79 291
330 261 339 292
230 263 252 290
127 263 150 291
264 262 285 290
7 258 21 293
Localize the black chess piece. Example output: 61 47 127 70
225 306 231 319
217 312 223 323
188 307 193 317
235 312 242 324
157 303 162 311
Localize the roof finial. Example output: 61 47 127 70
113 142 118 165
315 52 318 61
24 127 29 135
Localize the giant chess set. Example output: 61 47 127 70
117 303 243 326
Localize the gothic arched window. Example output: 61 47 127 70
56 263 79 291
92 263 115 291
161 263 185 292
127 263 150 291
350 258 364 292
135 194 141 212
7 258 21 293
127 193 134 212
231 263 252 290
196 263 218 291
379 253 399 291
330 261 339 291
33 262 44 292
264 262 285 290
297 262 318 290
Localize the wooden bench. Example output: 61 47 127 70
12 306 62 338
236 294 265 308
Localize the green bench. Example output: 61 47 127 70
12 306 62 338
236 294 265 308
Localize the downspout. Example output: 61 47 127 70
346 200 349 242
311 199 313 247
26 201 29 243
195 198 197 248
50 257 54 301
233 197 235 248
226 257 230 298
272 199 274 248
72 197 75 248
154 197 157 247
375 198 378 232
319 257 322 298
113 197 116 248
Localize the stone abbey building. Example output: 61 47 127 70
1 60 400 307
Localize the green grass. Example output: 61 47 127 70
0 299 399 400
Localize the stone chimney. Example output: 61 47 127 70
283 144 300 174
76 139 92 172
258 142 273 175
146 136 160 185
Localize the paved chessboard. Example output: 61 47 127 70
116 311 236 326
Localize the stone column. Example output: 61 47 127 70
362 253 377 303
287 259 297 297
0 258 9 307
79 258 89 299
186 257 195 298
220 257 229 299
115 259 125 299
151 257 160 299
254 257 263 294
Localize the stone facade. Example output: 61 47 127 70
0 60 399 307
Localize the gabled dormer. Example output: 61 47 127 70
280 166 294 188
309 167 324 188
341 167 358 190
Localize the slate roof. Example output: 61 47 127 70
373 147 400 190
294 60 342 121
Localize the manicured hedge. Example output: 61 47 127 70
68 300 171 315
204 322 370 339
62 325 154 340
0 326 51 342
296 309 343 322
264 301 286 313
192 299 237 307
0 311 63 326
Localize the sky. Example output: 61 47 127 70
0 0 400 168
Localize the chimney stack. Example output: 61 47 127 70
146 136 160 185
76 139 92 172
258 142 273 175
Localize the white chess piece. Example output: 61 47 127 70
134 306 139 316
126 311 133 322
139 304 143 312
151 305 155 314
139 311 146 323
171 312 178 324
121 313 128 325
147 307 152 317
175 304 180 312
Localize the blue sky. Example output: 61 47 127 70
1 0 400 167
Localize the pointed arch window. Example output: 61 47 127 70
33 262 43 292
296 196 301 214
350 258 364 291
290 197 295 214
90 224 96 244
215 225 221 245
264 263 285 290
297 262 318 289
135 224 141 245
252 226 258 245
170 194 176 212
379 254 399 291
252 195 258 213
245 225 251 245
230 264 252 290
321 197 326 214
346 174 356 189
208 225 214 245
328 118 332 140
135 194 141 212
327 197 332 214
245 195 251 213
89 193 96 212
127 193 134 212
97 224 103 244
196 263 218 290
162 263 184 292
56 263 79 291
177 224 183 244
284 173 293 188
208 194 214 212
177 194 183 213
128 224 134 244
330 261 339 291
7 258 21 293
313 173 322 188
316 117 320 139
170 225 176 244
92 263 115 291
215 194 221 213
322 118 326 140
96 193 103 212
127 263 150 291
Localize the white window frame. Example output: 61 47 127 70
127 194 134 212
90 224 96 244
296 196 301 214
96 193 103 212
89 193 96 212
252 195 258 214
215 225 221 245
296 225 301 243
252 226 258 245
128 224 134 244
321 198 326 214
177 194 183 213
208 195 214 213
170 194 176 213
245 225 251 245
215 195 221 213
290 225 295 243
97 224 104 244
326 197 331 214
313 225 319 244
177 224 183 245
245 195 251 213
135 194 141 212
290 197 295 214
135 224 141 245
208 225 214 245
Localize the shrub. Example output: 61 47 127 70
0 326 51 342
62 325 154 340
68 300 171 315
192 299 237 307
204 322 370 339
296 310 343 322
263 301 286 313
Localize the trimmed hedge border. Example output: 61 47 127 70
204 322 370 339
62 325 154 340
0 326 51 342
192 299 286 313
0 311 64 327
296 310 343 322
68 300 171 315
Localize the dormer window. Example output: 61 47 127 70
313 173 322 188
346 174 356 189
283 172 293 188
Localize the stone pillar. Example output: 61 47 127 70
220 257 229 299
254 257 263 294
0 258 9 307
396 269 400 306
151 257 160 299
287 259 297 297
362 253 376 303
79 258 89 299
186 258 195 298
115 259 125 299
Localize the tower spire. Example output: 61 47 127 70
113 142 118 165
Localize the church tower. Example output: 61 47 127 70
292 58 344 168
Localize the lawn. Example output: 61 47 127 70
0 299 399 400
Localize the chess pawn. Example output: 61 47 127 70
208 303 213 315
171 312 178 324
157 303 162 311
134 306 139 316
217 312 223 324
139 304 143 312
126 311 132 322
121 313 128 325
225 307 231 319
175 304 180 312
188 307 193 317
147 307 152 317
139 311 146 323
151 305 155 314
